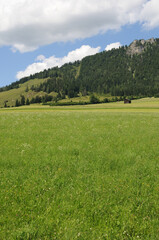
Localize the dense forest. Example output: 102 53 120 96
78 39 159 96
1 38 159 98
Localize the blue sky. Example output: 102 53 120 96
0 0 159 87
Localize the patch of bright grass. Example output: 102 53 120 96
0 78 49 107
0 109 159 239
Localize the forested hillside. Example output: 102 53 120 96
78 38 159 96
1 38 159 106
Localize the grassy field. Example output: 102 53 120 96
0 78 49 107
0 99 159 239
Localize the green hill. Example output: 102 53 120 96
1 38 159 107
0 78 49 107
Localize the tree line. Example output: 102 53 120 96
14 94 54 107
1 38 159 101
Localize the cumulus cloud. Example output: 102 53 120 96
0 0 155 53
140 0 159 29
105 42 122 51
16 45 101 79
36 55 46 61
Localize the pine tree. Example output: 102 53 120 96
20 95 25 105
15 99 20 107
4 101 8 108
26 98 30 105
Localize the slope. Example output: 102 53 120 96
1 38 159 107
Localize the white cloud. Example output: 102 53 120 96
105 42 122 51
0 0 153 53
16 45 101 79
36 55 46 61
140 0 159 29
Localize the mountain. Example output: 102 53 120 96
1 38 159 107
126 38 156 55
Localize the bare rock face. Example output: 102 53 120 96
127 38 156 56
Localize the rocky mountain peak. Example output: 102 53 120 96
127 38 156 56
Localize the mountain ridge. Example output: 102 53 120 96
1 37 159 107
126 37 156 56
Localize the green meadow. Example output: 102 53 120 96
0 78 48 108
0 99 159 239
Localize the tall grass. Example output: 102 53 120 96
0 110 159 239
